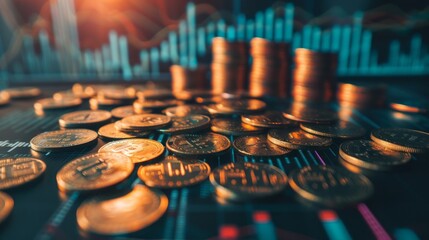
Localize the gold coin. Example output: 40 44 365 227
216 99 266 114
289 165 373 207
211 118 264 136
158 115 211 134
371 128 429 153
268 128 332 149
30 129 98 152
59 110 112 128
3 87 41 99
133 99 178 112
0 92 10 106
137 156 210 188
283 107 337 123
166 133 231 156
0 192 13 223
53 89 93 100
300 121 366 139
56 153 133 192
241 111 296 128
233 135 292 156
98 139 165 163
339 140 412 171
163 105 210 117
120 114 171 131
0 158 46 189
77 184 168 235
89 97 123 110
390 101 429 114
210 162 288 201
98 88 136 100
98 123 149 141
34 97 82 110
111 105 138 119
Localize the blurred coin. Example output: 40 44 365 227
300 121 366 139
89 97 123 110
0 158 46 190
3 87 41 99
158 115 210 134
119 114 171 131
57 153 133 192
136 88 174 100
0 92 10 106
77 184 168 235
289 165 373 207
163 105 210 117
371 128 429 153
283 108 337 123
53 90 93 100
59 110 112 128
211 118 264 136
98 139 164 163
111 105 138 119
216 99 266 114
268 128 332 149
98 88 136 101
30 129 98 152
133 99 178 113
166 133 230 156
337 83 386 109
233 135 291 157
98 123 150 141
390 100 429 114
0 192 13 223
210 162 288 201
34 97 82 111
241 111 295 128
339 140 411 171
138 155 210 188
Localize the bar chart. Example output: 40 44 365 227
0 0 428 83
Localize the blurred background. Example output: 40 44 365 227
0 0 428 83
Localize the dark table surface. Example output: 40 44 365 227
1 79 429 240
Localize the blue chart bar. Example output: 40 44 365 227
394 228 420 240
253 211 277 240
0 1 428 82
319 210 352 240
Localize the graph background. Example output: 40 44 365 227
0 0 428 84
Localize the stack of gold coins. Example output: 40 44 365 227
211 37 248 94
249 38 290 98
170 65 208 94
337 82 386 109
292 48 337 102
